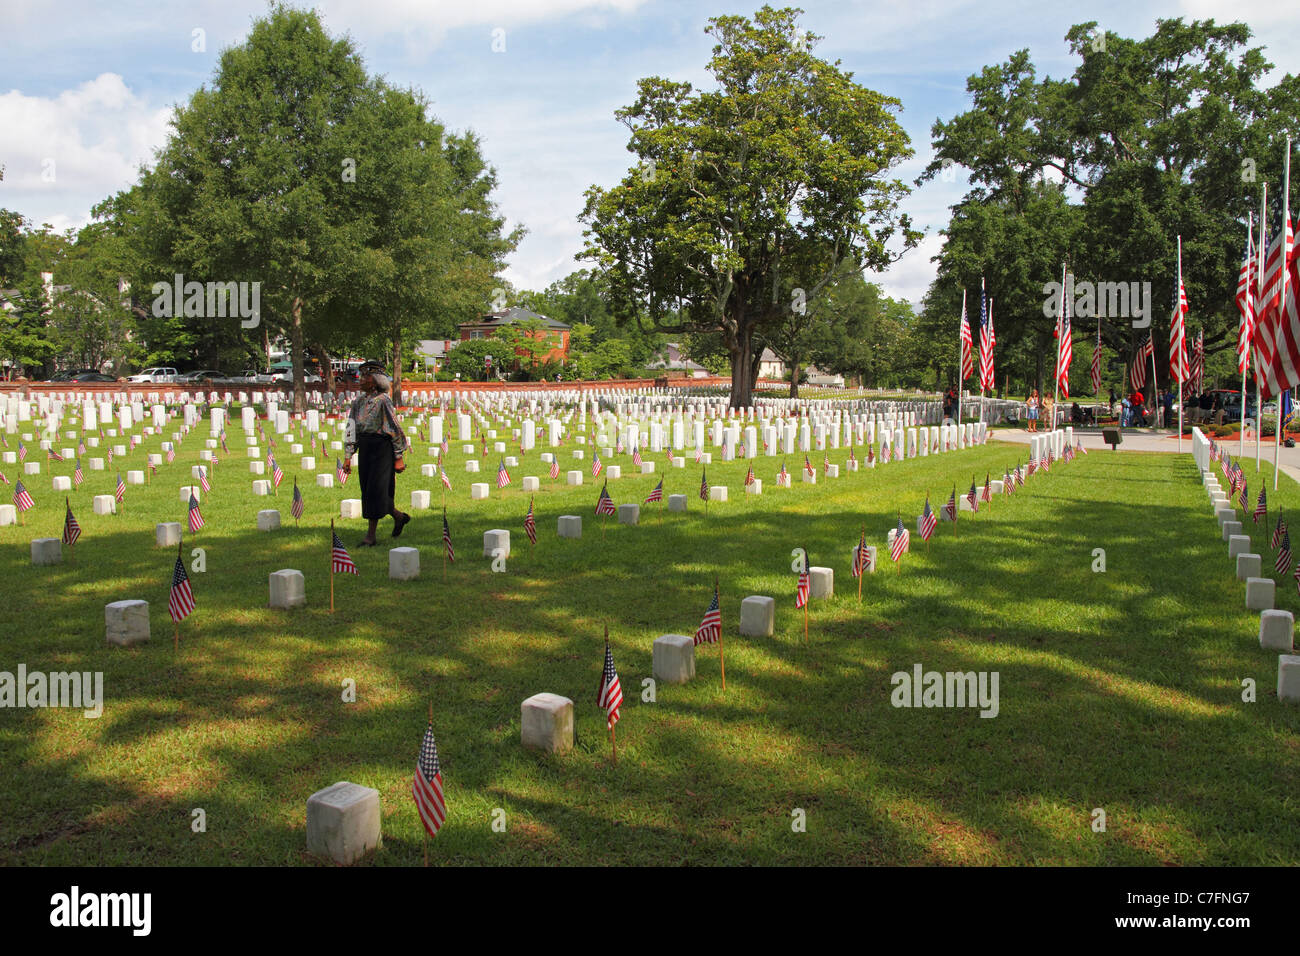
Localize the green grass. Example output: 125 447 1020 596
2 415 1299 866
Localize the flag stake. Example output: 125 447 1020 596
330 519 336 614
716 576 726 691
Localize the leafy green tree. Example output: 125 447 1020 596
581 5 919 407
441 339 502 381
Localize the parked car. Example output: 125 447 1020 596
177 369 229 385
126 367 178 383
49 368 100 382
70 372 118 383
267 361 321 383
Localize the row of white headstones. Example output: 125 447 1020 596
1194 427 1300 704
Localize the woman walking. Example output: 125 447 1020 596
1026 388 1040 432
342 362 411 546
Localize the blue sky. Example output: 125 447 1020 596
2 0 1296 306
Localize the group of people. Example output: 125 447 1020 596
1023 390 1057 432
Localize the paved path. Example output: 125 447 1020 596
989 426 1300 486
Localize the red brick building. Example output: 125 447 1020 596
456 307 571 366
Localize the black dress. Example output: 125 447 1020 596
358 433 395 519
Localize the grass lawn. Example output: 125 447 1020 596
2 414 1298 866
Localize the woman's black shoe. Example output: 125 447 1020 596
392 512 411 537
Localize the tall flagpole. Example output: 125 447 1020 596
1243 212 1253 459
979 277 986 426
956 289 965 428
1055 263 1065 431
1258 182 1268 472
1177 235 1184 454
1276 136 1291 491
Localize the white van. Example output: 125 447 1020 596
127 367 178 383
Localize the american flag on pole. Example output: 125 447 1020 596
744 464 755 486
796 563 810 608
1239 477 1249 513
115 471 126 502
442 511 455 562
889 515 910 563
270 455 284 488
106 447 114 466
440 464 452 490
1003 468 1014 494
1237 224 1257 375
1276 530 1292 575
852 529 870 578
199 468 210 493
1057 276 1073 399
694 444 703 463
48 447 64 463
1027 454 1038 477
979 278 995 392
412 721 447 838
699 468 710 501
822 453 830 475
694 584 721 645
62 500 81 546
595 481 616 516
166 447 175 464
943 487 957 522
187 492 204 532
959 294 974 382
331 530 358 574
336 458 348 484
981 473 992 504
1255 487 1268 524
291 480 304 520
1170 267 1190 383
497 459 511 489
168 551 196 622
1131 336 1154 390
74 458 83 488
632 445 643 467
966 479 979 514
644 478 663 503
1189 328 1204 396
804 455 814 477
1273 515 1288 550
1254 215 1295 400
920 497 937 541
591 452 603 478
524 497 537 544
12 479 33 512
549 457 560 480
597 641 623 730
77 440 85 456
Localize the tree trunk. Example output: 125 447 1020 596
789 360 800 400
728 331 754 409
290 294 305 414
312 342 335 392
392 331 404 407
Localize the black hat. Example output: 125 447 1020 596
357 360 385 374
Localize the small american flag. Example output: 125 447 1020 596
106 447 114 466
63 501 81 546
591 452 603 478
597 640 623 730
920 497 937 541
524 497 537 544
981 474 992 503
1027 454 1037 476
823 453 831 475
616 438 624 455
1254 487 1267 524
336 458 348 484
744 465 755 486
48 448 64 463
74 458 83 487
270 455 284 488
442 512 455 562
694 445 703 463
332 530 358 574
890 516 910 563
412 721 447 838
497 459 511 489
1273 515 1288 550
18 441 27 462
967 480 979 514
804 455 814 476
944 487 958 522
166 447 175 464
644 479 663 504
221 432 228 453
1003 469 1013 494
778 461 789 484
852 529 870 578
1276 531 1292 575
1239 478 1249 513
595 481 616 516
795 565 810 608
694 584 721 645
549 457 560 480
291 480 304 520
187 493 204 532
169 551 196 622
867 444 875 464
13 480 34 512
699 468 710 501
1014 465 1024 488
116 472 126 502
199 468 210 493
632 445 643 467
